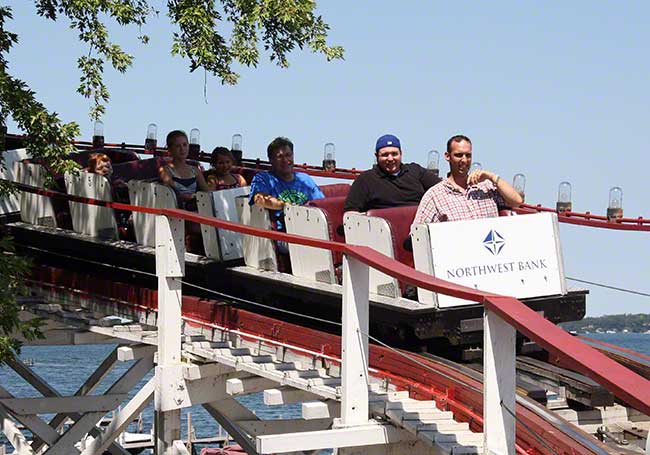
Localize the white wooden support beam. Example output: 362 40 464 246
238 418 332 436
301 401 340 420
226 377 277 396
263 388 320 406
0 404 34 455
44 412 106 455
0 394 128 415
255 422 414 453
172 440 191 455
183 363 233 381
81 377 155 455
340 254 370 427
0 387 59 447
155 215 185 455
483 308 516 455
117 344 156 361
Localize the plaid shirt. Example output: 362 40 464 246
413 179 503 224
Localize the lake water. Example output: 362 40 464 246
1 333 649 452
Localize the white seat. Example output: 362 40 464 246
64 171 118 239
284 204 336 284
14 161 58 227
343 212 400 298
128 181 177 247
0 148 29 215
196 186 250 261
235 197 277 271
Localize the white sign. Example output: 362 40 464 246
428 212 566 308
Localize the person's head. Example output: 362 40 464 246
166 130 189 161
267 137 294 176
375 134 402 174
88 153 113 177
211 147 235 176
445 134 473 178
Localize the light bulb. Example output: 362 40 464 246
93 120 104 137
231 134 243 151
556 181 572 212
190 128 200 145
513 173 526 199
146 123 157 140
607 186 623 220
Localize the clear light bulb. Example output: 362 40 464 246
231 134 243 151
427 150 439 170
607 186 623 220
324 143 335 161
93 120 104 137
92 120 105 149
513 173 526 199
556 181 572 212
190 128 200 145
188 128 201 159
322 142 336 171
145 123 158 154
146 123 157 140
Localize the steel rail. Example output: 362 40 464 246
9 179 650 417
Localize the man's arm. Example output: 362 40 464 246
418 164 442 190
468 170 523 208
252 193 286 210
343 177 368 212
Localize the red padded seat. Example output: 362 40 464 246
71 149 140 167
307 196 346 266
320 183 350 198
113 157 166 182
367 205 418 268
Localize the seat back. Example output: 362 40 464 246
128 181 178 247
284 205 336 284
113 157 165 182
343 212 400 298
367 205 418 268
64 171 118 239
411 223 436 306
235 198 277 271
196 186 250 261
0 148 29 214
70 149 139 168
15 161 58 227
320 183 350 198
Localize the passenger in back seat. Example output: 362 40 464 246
344 134 440 213
249 137 324 253
87 153 128 200
206 147 247 191
159 130 209 211
413 135 522 224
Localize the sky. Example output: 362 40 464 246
5 1 650 316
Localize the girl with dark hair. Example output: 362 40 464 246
206 147 247 191
158 130 209 210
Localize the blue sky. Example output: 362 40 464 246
6 1 650 316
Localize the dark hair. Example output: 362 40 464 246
446 134 472 153
166 130 188 148
211 146 234 164
267 137 294 159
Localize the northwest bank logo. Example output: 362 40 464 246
483 229 505 256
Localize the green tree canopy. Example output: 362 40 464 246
0 0 343 363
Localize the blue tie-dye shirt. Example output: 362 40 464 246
249 171 325 230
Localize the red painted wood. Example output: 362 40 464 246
484 295 650 416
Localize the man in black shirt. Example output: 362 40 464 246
344 134 441 212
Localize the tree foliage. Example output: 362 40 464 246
0 0 343 363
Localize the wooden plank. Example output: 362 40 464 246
0 394 128 415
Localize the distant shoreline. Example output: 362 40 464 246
560 313 650 334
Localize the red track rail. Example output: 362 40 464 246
10 180 650 418
27 265 611 455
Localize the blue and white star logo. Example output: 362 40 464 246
483 229 505 256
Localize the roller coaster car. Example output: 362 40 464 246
2 150 586 357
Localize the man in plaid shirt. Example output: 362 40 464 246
413 135 523 225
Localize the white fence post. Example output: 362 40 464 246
155 215 185 455
340 254 370 426
483 307 516 455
